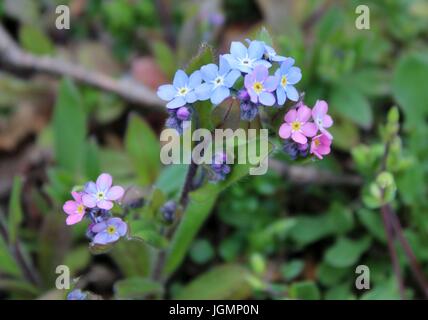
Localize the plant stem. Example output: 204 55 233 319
152 160 199 283
387 204 428 298
381 204 406 299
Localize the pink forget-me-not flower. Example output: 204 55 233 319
63 191 86 225
312 100 333 139
279 105 318 144
310 133 332 159
82 173 124 210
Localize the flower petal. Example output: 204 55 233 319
93 232 118 245
166 96 186 109
291 131 308 144
195 83 213 100
224 69 241 88
218 56 230 75
322 114 333 127
297 105 312 122
254 65 268 82
106 186 125 201
284 109 297 123
66 214 84 225
71 191 82 202
82 194 96 208
116 221 128 236
253 60 272 69
286 67 302 85
264 75 279 92
211 86 230 105
97 200 113 210
244 73 255 90
276 86 286 105
84 181 97 194
188 71 202 89
301 122 318 137
200 64 218 82
185 91 197 103
248 40 264 59
157 84 176 101
280 58 295 74
96 173 112 191
259 92 275 106
279 123 291 139
248 89 258 104
285 85 299 101
173 70 188 88
63 200 77 215
313 100 328 117
92 221 108 233
230 41 247 58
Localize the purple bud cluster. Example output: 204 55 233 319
165 106 192 134
209 152 231 182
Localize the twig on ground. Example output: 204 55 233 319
0 24 165 112
269 159 362 186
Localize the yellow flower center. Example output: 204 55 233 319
291 121 301 131
107 225 116 235
314 139 321 147
96 191 105 200
77 204 85 214
253 82 264 94
281 75 287 87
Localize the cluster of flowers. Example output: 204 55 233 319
62 173 128 245
279 100 333 160
157 39 302 129
156 38 334 167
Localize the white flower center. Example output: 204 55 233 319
238 55 255 68
212 76 224 88
96 191 105 201
177 87 189 96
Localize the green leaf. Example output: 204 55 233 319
288 281 321 300
8 176 23 244
189 239 215 265
330 84 373 128
324 236 372 268
174 264 252 300
152 40 176 78
19 25 54 55
289 203 354 246
155 164 187 196
357 208 386 243
164 183 220 275
281 260 304 281
0 279 39 297
393 51 428 125
125 114 160 186
0 232 22 278
52 79 87 174
115 277 163 299
84 138 101 180
111 239 152 277
317 262 349 286
257 26 274 46
64 246 91 276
